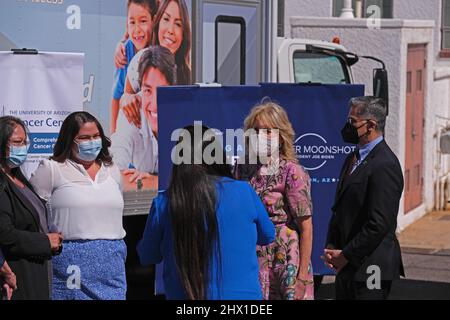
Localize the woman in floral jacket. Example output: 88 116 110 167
234 101 314 300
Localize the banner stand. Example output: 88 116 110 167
11 48 39 55
0 50 84 177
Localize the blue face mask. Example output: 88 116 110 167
75 139 102 162
7 145 28 168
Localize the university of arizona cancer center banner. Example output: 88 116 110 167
0 51 84 176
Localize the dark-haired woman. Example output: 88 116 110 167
137 125 275 300
0 116 62 300
29 112 127 300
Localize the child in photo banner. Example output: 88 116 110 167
118 0 192 131
111 0 158 134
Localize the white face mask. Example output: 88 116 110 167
250 131 280 160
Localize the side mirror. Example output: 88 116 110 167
373 68 389 115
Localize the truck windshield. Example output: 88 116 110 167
293 51 350 84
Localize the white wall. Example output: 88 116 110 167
290 17 435 230
393 0 442 61
399 26 435 230
284 0 445 61
393 0 450 216
285 1 450 228
283 0 332 36
432 71 450 210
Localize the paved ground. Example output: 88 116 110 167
316 210 450 300
398 210 450 253
126 210 450 300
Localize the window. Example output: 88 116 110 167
215 16 246 85
442 0 450 53
333 0 393 18
278 0 285 37
293 52 350 84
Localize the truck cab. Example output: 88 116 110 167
276 37 354 84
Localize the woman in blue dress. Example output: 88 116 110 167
137 125 275 300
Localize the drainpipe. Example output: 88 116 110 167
340 0 355 18
435 117 450 210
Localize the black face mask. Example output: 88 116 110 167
341 121 368 144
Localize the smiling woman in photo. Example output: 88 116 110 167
151 0 191 85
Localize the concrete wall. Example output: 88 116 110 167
432 70 450 210
393 0 443 63
392 0 450 214
290 17 435 231
400 26 436 230
283 0 332 36
284 1 450 229
283 0 445 62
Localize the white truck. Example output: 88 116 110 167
195 0 387 101
125 0 389 298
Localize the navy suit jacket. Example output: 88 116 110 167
327 139 405 281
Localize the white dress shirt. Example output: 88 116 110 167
29 159 126 241
110 107 158 174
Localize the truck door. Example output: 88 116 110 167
194 0 266 85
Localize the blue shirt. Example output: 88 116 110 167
351 135 384 173
137 177 275 300
112 39 136 100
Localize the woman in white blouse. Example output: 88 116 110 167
29 112 127 300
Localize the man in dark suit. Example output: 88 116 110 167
323 96 404 300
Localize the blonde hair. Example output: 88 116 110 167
244 101 298 163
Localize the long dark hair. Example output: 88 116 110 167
151 0 192 85
0 116 28 173
168 125 232 300
52 112 113 165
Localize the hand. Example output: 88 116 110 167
321 249 348 273
120 93 142 128
114 37 128 69
47 232 63 252
122 170 158 191
2 283 14 300
320 244 336 270
0 262 17 290
140 173 158 190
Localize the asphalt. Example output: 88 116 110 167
315 210 450 300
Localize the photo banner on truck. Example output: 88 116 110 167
0 0 193 196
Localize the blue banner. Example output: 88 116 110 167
158 83 365 280
28 133 59 154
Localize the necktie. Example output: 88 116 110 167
345 148 360 177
